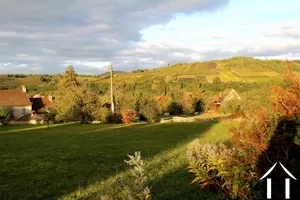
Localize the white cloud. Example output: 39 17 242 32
0 0 299 74
263 19 300 39
0 63 12 67
0 0 230 73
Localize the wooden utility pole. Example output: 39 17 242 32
109 64 115 113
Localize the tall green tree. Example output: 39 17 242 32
59 65 80 89
55 66 101 123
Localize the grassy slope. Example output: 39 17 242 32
103 57 300 84
1 57 300 89
0 122 234 200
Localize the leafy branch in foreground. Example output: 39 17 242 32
187 141 253 199
101 151 151 200
124 151 151 200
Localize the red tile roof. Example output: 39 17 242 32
30 97 54 114
0 89 31 107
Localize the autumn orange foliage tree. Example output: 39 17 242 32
272 66 300 118
188 63 300 200
229 63 300 198
121 109 136 124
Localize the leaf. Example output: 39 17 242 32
222 181 232 188
207 167 217 172
217 171 230 177
232 184 239 197
191 177 203 184
201 181 210 187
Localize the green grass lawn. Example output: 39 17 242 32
193 113 231 119
0 122 234 200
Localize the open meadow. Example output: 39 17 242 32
0 122 234 200
2 0 300 198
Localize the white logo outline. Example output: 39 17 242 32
260 162 297 199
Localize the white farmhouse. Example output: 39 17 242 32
0 85 32 120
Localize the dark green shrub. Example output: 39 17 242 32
106 112 122 124
138 113 147 121
43 112 56 124
195 100 205 113
92 108 111 123
167 101 183 115
140 100 160 123
0 107 13 125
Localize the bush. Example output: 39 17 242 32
106 112 122 124
238 88 272 115
0 107 13 125
93 108 122 124
40 75 52 83
155 95 171 115
121 109 136 124
219 99 241 114
140 100 160 123
92 108 111 123
91 108 122 124
213 76 222 84
167 101 183 115
187 140 255 199
43 112 56 126
195 99 205 113
182 93 197 114
137 113 147 121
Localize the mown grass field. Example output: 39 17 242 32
0 122 234 200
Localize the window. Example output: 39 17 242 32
22 109 26 115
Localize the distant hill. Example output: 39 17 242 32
102 57 300 84
1 57 300 91
99 71 127 77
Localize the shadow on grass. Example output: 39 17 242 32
84 123 148 134
148 138 232 200
0 122 228 200
150 165 226 200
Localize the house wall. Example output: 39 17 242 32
223 90 241 102
12 106 32 120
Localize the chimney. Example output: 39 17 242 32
21 85 26 93
48 95 53 102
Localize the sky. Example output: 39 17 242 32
0 0 299 74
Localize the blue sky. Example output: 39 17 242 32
0 0 299 74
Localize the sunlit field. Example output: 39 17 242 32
0 122 234 200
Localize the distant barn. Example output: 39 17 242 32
209 89 241 112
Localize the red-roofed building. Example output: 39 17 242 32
30 95 54 114
0 85 32 120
